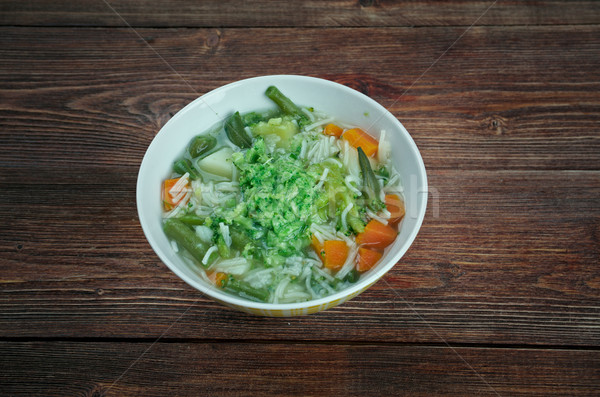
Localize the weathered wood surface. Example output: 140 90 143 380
0 1 599 395
1 26 599 171
1 342 599 396
1 169 599 345
1 0 600 27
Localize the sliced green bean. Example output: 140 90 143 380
216 234 232 258
178 214 205 226
222 275 269 302
265 86 302 116
163 218 209 266
173 158 200 180
224 111 252 148
358 147 384 211
188 135 217 158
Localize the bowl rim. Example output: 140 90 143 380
137 74 428 311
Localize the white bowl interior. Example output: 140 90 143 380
137 75 427 312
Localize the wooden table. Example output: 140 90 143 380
1 1 599 395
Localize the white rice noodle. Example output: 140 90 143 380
301 107 315 122
377 129 391 164
299 139 308 159
310 223 337 241
303 116 335 132
273 277 292 304
367 208 388 225
169 173 189 195
339 140 360 180
195 226 213 243
170 240 179 253
219 222 232 247
314 273 335 294
202 245 218 265
313 266 335 283
212 257 250 275
335 241 358 280
163 203 185 219
344 175 362 196
383 171 403 193
242 268 274 289
341 202 353 231
306 135 339 164
314 167 330 190
323 157 343 168
305 275 318 299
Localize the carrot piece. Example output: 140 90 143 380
323 240 349 271
162 177 190 210
323 123 344 138
342 128 378 157
215 272 228 288
356 247 383 272
385 194 406 226
355 219 397 250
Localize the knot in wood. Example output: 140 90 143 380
206 31 221 49
359 0 375 7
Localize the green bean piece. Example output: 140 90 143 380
358 147 384 211
224 111 252 148
344 269 360 283
178 214 205 226
222 275 270 302
162 219 209 266
265 86 303 117
188 135 217 158
216 234 232 259
173 158 200 180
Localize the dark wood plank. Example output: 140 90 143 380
1 342 598 396
1 26 599 171
1 0 600 27
1 169 598 344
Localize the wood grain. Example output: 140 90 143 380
1 169 597 344
1 26 599 171
1 342 599 396
1 3 599 394
1 1 600 27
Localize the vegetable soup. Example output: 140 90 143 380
161 86 405 303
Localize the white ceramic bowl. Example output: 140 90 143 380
137 75 427 316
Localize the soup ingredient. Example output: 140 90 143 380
163 218 210 266
323 123 344 138
219 274 270 302
385 194 406 226
225 111 253 148
358 147 384 211
356 247 383 272
342 127 379 157
251 116 299 149
231 139 319 258
355 219 397 250
198 147 235 179
162 85 405 304
162 177 191 210
188 135 217 158
265 85 310 127
173 158 199 180
323 240 349 271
